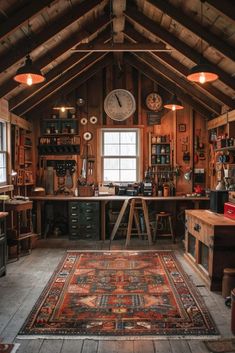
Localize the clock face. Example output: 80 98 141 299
145 92 163 111
104 89 136 121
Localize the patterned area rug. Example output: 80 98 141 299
19 251 218 338
0 344 20 353
204 339 235 352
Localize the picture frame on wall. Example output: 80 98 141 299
178 123 186 132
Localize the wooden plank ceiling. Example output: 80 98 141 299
0 0 234 119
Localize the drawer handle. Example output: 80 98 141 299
194 223 201 232
71 213 77 216
71 206 77 210
86 217 92 221
72 226 78 229
71 219 78 223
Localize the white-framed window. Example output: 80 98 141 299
101 129 139 182
0 121 7 185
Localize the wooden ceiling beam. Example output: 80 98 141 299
125 6 235 91
136 52 221 115
13 53 109 116
25 54 113 117
125 53 213 118
125 24 235 109
72 42 170 52
0 0 102 73
0 0 56 41
206 0 235 22
147 0 235 62
0 14 110 99
70 42 171 52
9 31 111 111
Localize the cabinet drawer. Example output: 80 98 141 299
186 215 214 246
78 202 99 211
69 202 79 211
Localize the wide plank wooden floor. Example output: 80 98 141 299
0 238 233 353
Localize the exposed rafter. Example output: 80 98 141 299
125 5 235 91
9 31 111 111
0 0 56 41
25 54 113 117
0 15 110 99
206 0 235 22
125 53 213 118
13 53 109 116
0 0 102 73
147 0 235 62
124 23 235 109
136 52 221 115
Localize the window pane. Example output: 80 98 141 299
104 158 120 169
104 145 119 156
102 129 138 182
120 145 136 156
120 132 136 144
103 170 120 182
120 158 136 169
104 132 119 144
120 170 136 182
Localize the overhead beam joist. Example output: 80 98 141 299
9 31 110 111
124 24 235 109
72 42 171 52
0 0 101 73
0 0 56 41
206 0 235 23
147 0 235 62
125 6 235 91
0 14 110 99
26 55 113 117
13 53 109 116
125 53 213 118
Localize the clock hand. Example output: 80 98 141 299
115 94 122 107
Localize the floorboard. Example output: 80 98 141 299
0 239 233 353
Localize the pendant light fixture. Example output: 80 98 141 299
53 96 74 112
164 94 184 111
13 22 45 86
187 0 218 84
14 54 45 86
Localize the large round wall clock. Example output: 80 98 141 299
145 92 163 112
104 89 136 121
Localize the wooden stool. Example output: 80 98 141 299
5 200 35 260
126 198 152 247
154 212 175 243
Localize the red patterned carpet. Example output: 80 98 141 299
0 344 19 353
19 251 218 337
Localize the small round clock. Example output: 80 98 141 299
104 89 136 121
145 92 163 111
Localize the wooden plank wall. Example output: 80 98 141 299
29 63 207 193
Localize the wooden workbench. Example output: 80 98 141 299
30 195 209 240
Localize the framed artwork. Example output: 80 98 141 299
178 123 186 132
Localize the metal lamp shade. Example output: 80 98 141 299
53 96 74 111
164 94 184 111
14 55 45 85
187 62 218 84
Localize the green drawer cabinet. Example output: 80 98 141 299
68 202 100 240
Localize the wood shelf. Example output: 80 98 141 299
215 146 235 152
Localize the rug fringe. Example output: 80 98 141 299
17 335 221 341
